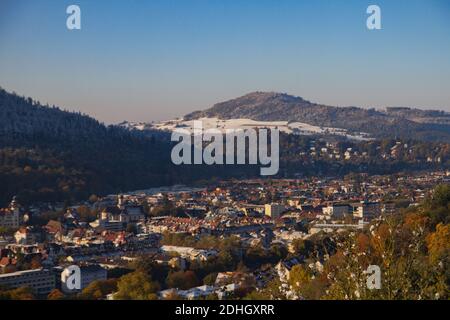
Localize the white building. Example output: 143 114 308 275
160 245 217 262
322 204 349 218
381 202 396 215
160 285 215 300
0 268 55 295
352 202 381 219
309 220 367 234
96 196 145 231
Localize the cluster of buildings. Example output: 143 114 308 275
0 170 448 298
0 265 107 296
158 271 255 300
299 140 445 163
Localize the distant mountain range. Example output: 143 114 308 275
183 92 450 142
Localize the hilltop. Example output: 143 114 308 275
184 92 450 142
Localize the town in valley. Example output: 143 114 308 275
1 170 448 300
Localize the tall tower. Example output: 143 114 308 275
10 196 19 213
117 194 125 209
9 196 21 227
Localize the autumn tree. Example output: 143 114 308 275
78 279 118 300
114 271 159 300
0 287 35 300
166 270 200 290
47 289 65 300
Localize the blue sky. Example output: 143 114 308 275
0 0 449 123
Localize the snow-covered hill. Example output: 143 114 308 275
119 117 372 141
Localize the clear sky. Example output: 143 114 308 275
0 0 449 124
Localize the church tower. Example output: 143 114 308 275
9 196 21 227
117 194 125 209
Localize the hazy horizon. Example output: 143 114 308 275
1 0 449 124
2 85 450 125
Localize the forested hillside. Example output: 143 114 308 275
0 88 177 205
0 88 261 205
1 88 449 206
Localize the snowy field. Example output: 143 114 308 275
121 117 372 141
